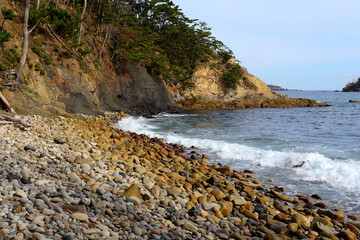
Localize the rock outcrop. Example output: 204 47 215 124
343 78 360 92
167 64 328 109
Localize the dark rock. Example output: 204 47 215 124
343 78 360 92
54 137 68 144
267 221 289 235
24 145 36 151
188 207 200 217
311 194 323 200
207 175 222 186
20 177 31 184
62 233 74 240
254 204 267 213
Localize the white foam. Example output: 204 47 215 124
114 116 360 192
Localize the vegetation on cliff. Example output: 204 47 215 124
0 0 244 90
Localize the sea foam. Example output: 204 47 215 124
114 116 360 192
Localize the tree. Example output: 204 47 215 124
5 0 30 86
0 8 17 52
1 8 18 30
77 0 87 50
0 30 11 51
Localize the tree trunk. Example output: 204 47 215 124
0 92 16 113
76 0 87 50
98 26 110 64
15 0 30 85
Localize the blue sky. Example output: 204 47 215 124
172 0 360 90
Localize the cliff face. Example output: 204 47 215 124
1 51 327 117
3 58 177 116
0 1 327 117
167 64 327 109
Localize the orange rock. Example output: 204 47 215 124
206 215 220 223
345 222 360 234
275 213 291 221
207 195 217 202
219 201 233 216
317 209 346 223
337 231 357 240
210 189 225 201
243 209 258 221
197 196 207 204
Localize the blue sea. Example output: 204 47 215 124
115 91 360 213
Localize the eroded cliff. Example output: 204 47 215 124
0 0 327 117
167 63 327 109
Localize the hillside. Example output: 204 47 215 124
0 0 327 116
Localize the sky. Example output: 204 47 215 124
172 0 360 90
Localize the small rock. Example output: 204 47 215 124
96 187 106 195
210 189 225 200
337 230 357 240
184 222 198 232
167 186 181 196
24 145 36 151
133 227 142 235
124 184 142 201
62 233 74 240
71 213 88 221
14 189 27 198
54 137 68 144
202 202 221 211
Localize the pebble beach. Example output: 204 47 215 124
0 112 359 240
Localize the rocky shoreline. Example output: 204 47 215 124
0 112 358 240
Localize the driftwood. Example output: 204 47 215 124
0 114 31 127
0 92 16 113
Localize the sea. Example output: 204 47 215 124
114 91 360 214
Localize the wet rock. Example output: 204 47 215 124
312 222 336 235
336 230 357 240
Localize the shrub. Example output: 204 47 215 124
221 64 244 89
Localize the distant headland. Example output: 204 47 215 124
267 84 288 91
342 78 360 92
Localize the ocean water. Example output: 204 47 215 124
114 91 360 213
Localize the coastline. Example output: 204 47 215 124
0 112 358 240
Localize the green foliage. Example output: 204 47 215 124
78 47 92 55
105 0 235 88
221 64 244 89
31 41 52 64
6 48 20 63
34 63 41 71
29 3 81 38
1 8 18 29
0 30 11 48
0 48 20 71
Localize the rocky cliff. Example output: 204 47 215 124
0 0 327 117
342 78 360 92
166 64 327 109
